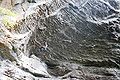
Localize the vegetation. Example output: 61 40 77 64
0 7 18 29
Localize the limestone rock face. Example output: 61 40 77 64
24 0 120 79
0 0 120 80
28 0 120 68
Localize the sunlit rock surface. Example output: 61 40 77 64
0 0 120 80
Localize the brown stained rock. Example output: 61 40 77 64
0 42 15 61
0 0 2 3
0 0 13 9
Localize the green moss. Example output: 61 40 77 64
2 16 17 28
0 7 18 28
0 7 17 16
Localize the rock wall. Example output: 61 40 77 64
0 0 120 80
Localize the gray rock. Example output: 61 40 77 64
0 0 120 79
19 0 120 79
27 0 120 68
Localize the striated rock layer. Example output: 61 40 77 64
0 0 120 80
